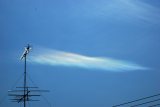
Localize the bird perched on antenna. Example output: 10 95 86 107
20 44 32 60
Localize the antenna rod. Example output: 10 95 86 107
24 54 26 107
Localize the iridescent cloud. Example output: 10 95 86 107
29 48 147 72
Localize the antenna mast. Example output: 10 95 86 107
8 44 49 107
21 44 31 107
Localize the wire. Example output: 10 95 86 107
26 72 38 87
27 72 52 107
41 95 52 107
112 93 160 107
130 98 160 107
0 73 24 106
148 104 160 107
11 73 24 89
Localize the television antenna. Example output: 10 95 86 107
8 44 49 107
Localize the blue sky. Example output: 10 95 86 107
1 0 160 107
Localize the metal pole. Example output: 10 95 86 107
24 54 27 107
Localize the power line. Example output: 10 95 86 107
130 98 160 107
112 93 160 107
148 103 160 107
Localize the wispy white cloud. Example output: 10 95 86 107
29 48 147 72
116 0 160 23
78 0 160 23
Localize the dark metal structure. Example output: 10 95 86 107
8 44 48 107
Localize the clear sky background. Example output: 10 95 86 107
0 0 160 107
